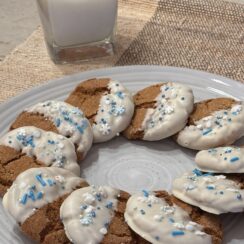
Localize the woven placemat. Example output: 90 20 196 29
0 0 243 103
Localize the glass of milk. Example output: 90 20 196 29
36 0 118 63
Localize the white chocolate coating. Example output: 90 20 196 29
0 126 80 175
60 186 120 244
172 170 244 214
2 167 86 223
25 100 93 157
177 102 244 150
196 146 244 173
142 82 194 141
93 80 134 143
125 191 211 244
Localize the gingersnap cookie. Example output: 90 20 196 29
176 98 244 150
65 78 134 143
125 190 222 244
10 100 93 160
3 167 88 243
172 169 244 214
60 186 136 244
0 126 80 196
196 146 244 173
123 82 194 141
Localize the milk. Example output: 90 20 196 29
47 0 118 47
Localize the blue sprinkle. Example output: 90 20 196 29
155 236 160 241
47 179 55 186
96 193 102 201
206 186 215 190
31 185 36 190
140 209 146 215
28 190 36 202
106 202 113 209
220 191 224 195
232 112 237 116
193 168 202 176
80 205 87 210
20 194 28 205
165 86 169 91
230 157 239 163
172 230 185 236
36 192 43 200
35 174 47 187
202 128 212 135
48 140 55 144
55 118 61 127
90 211 96 218
142 190 149 197
224 157 227 160
237 194 242 200
115 91 125 99
104 222 109 228
169 218 175 223
148 204 152 208
192 169 213 177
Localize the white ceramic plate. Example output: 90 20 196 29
0 66 243 244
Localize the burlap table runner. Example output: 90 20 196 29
0 0 243 103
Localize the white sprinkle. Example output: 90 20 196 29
195 230 206 236
100 227 108 235
203 116 213 121
205 121 212 128
153 215 162 222
226 188 239 193
185 224 195 231
202 177 214 183
173 223 185 229
196 124 203 130
231 105 242 113
83 193 96 205
55 175 65 183
188 221 197 226
164 105 174 114
84 206 95 214
58 143 64 149
215 175 226 180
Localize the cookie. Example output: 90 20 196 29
60 186 137 244
0 126 80 196
172 169 244 214
10 100 93 160
176 98 244 150
123 82 194 141
3 167 88 243
65 78 134 143
196 146 244 173
125 190 222 244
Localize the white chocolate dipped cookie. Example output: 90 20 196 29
196 146 244 173
2 167 88 224
123 82 194 140
0 126 80 175
60 186 120 244
172 169 244 214
11 100 93 160
125 190 222 244
176 98 244 150
66 78 135 143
